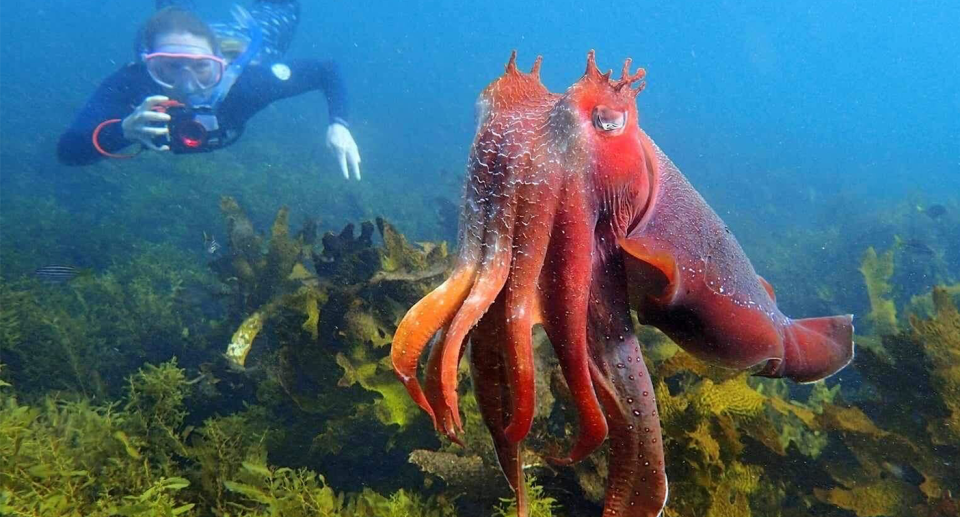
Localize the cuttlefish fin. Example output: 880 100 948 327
618 238 680 304
756 314 855 383
757 275 776 302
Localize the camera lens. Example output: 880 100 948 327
174 120 207 149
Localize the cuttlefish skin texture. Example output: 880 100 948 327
391 51 854 517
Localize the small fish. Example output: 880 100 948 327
895 234 935 256
203 231 221 255
900 238 935 256
33 265 81 283
881 461 925 486
924 204 948 220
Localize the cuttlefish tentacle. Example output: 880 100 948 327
470 296 528 516
435 178 521 436
423 329 463 444
390 152 493 430
500 175 557 443
540 190 609 465
391 263 478 428
588 248 668 517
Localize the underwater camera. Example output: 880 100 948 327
164 106 223 154
151 101 232 154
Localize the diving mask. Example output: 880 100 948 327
144 45 226 91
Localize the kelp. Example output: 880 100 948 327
206 201 458 497
807 283 960 516
4 186 960 517
0 358 455 517
859 245 898 335
222 461 456 517
909 287 960 445
0 360 197 516
0 244 217 399
213 197 304 312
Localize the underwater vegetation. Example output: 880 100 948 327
0 244 220 399
2 189 959 516
0 359 457 516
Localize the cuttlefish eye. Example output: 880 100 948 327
592 105 628 133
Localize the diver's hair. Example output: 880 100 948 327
136 7 218 56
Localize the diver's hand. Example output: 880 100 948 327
326 122 361 180
122 95 171 152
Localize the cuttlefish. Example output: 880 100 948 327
391 51 854 517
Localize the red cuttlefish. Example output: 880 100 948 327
392 50 854 517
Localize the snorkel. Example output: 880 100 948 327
188 5 263 109
95 6 265 158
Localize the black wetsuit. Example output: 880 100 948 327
57 0 347 166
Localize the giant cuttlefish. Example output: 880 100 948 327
391 51 854 517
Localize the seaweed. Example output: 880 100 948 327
0 357 454 517
207 203 459 495
808 284 960 516
859 245 898 335
492 477 560 517
213 197 304 313
908 287 960 446
4 179 959 517
0 244 218 399
222 460 457 517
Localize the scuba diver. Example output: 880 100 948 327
57 0 362 180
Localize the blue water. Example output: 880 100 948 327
4 0 957 306
4 1 958 197
321 1 960 203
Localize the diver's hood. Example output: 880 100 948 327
187 5 263 109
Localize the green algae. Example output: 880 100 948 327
2 178 958 517
0 358 453 517
0 244 218 399
493 477 560 517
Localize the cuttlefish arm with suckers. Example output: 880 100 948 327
390 51 855 517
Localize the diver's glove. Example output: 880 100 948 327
326 121 361 180
122 95 172 152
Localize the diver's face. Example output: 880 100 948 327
155 31 214 54
146 32 223 99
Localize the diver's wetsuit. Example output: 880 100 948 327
57 0 347 166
